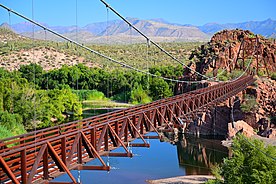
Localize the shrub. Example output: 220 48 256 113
257 70 265 77
111 91 130 103
228 70 243 79
0 111 26 139
0 125 14 139
130 84 151 104
216 69 229 81
206 134 276 184
241 94 258 113
271 72 276 80
87 90 107 101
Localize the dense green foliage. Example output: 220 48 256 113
18 63 183 103
206 134 276 184
0 63 184 139
0 111 25 139
0 67 82 138
214 69 244 81
130 84 152 104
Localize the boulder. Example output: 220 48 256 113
228 120 255 138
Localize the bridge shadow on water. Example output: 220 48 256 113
174 134 229 175
53 133 229 184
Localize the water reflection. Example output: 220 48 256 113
163 133 229 175
82 108 119 118
53 133 229 184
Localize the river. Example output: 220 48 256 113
53 133 229 184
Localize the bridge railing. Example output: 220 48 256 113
0 75 255 184
0 76 254 151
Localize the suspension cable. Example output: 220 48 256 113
100 0 216 81
146 39 150 91
31 0 38 158
44 29 49 90
75 0 79 92
100 0 258 84
8 11 14 113
0 4 207 84
0 3 253 85
106 6 110 100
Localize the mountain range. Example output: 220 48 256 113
199 18 276 37
1 18 275 43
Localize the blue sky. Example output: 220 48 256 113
0 0 275 26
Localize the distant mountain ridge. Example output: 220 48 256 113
199 18 276 38
1 18 275 43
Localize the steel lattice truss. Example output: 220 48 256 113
0 75 255 184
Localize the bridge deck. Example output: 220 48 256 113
0 75 255 184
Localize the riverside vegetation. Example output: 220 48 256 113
1 27 275 139
206 134 276 184
1 28 276 140
0 27 204 139
0 62 185 139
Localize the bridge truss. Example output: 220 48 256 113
0 75 255 184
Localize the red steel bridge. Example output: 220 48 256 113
0 75 255 184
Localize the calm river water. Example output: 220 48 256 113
53 133 228 184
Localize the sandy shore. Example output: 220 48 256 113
146 175 215 184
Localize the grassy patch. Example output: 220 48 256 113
82 100 133 109
241 94 258 113
271 72 276 80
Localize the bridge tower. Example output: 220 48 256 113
235 36 271 76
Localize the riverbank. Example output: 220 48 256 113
147 175 215 184
147 134 276 184
222 134 276 147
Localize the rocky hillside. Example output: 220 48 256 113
0 47 99 71
188 29 276 80
0 26 27 42
0 27 201 71
185 30 276 138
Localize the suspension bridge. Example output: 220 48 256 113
0 1 258 184
0 75 255 184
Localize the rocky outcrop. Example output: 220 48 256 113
188 29 276 79
183 30 276 138
254 77 276 118
186 77 276 138
228 120 255 138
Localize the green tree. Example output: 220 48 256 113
130 83 151 104
207 134 276 184
149 72 173 100
19 63 44 88
0 111 26 139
